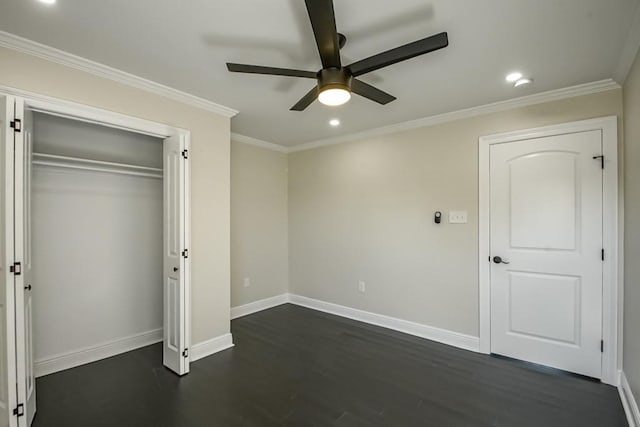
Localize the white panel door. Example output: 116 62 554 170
163 135 189 375
14 104 35 426
0 96 18 427
490 130 603 378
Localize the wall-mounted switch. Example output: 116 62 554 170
358 281 366 293
243 277 251 287
449 211 468 224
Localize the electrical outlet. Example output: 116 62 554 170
243 277 250 288
358 281 366 293
449 211 468 224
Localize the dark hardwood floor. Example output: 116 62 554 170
33 304 627 426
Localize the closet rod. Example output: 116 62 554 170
32 160 163 179
33 153 162 172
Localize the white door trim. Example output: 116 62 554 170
478 116 620 386
0 85 187 138
0 85 193 374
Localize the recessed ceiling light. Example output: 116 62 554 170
514 78 532 87
505 72 523 83
329 119 340 127
38 0 56 4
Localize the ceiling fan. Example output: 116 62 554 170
226 0 449 111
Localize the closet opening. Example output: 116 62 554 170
31 112 165 378
0 93 192 426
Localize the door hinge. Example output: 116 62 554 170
9 262 22 275
12 403 24 417
601 340 604 353
182 348 189 358
593 155 604 169
601 249 605 261
182 149 188 159
10 119 21 133
182 249 189 259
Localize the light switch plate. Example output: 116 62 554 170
449 211 468 224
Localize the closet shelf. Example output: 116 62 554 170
32 153 163 179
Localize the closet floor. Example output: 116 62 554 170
33 304 627 427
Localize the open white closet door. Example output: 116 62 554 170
13 102 35 426
163 134 189 375
0 96 18 427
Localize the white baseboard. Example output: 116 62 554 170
231 294 290 319
190 333 234 362
35 328 163 378
288 294 480 352
230 293 480 353
620 371 640 427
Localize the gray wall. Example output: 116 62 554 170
623 48 640 400
288 90 623 336
32 114 163 364
231 141 288 307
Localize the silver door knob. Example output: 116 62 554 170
493 256 510 265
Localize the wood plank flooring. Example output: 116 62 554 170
32 304 627 426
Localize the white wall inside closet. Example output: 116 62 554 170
31 113 163 374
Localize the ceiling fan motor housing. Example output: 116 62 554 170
317 67 353 92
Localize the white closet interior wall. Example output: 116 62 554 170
31 112 163 374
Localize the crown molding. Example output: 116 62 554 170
614 2 640 84
1 29 618 151
0 31 239 118
231 133 289 152
227 79 620 154
288 79 621 152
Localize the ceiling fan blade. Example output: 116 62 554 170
227 63 317 78
304 0 341 68
347 32 448 77
351 79 396 105
290 86 319 111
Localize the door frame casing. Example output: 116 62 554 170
0 85 193 373
478 116 620 386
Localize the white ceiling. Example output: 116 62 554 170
0 0 638 146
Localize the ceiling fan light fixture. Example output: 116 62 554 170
317 67 353 107
318 87 351 106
